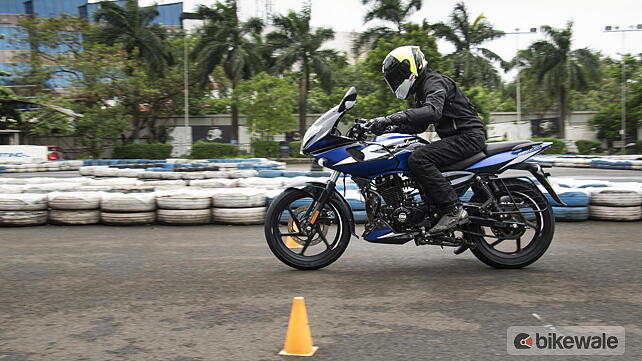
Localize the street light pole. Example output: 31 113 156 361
504 28 537 139
605 24 642 153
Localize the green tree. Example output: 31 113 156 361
355 0 422 52
267 6 342 136
430 2 505 88
92 0 174 77
191 0 264 143
516 22 601 138
235 72 297 140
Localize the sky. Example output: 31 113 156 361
181 0 642 77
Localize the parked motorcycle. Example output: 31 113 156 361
265 87 565 270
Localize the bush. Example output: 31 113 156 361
251 140 280 158
531 138 566 154
636 140 642 154
191 141 239 159
575 139 602 155
112 143 172 159
288 141 304 158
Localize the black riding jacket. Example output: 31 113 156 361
388 70 485 138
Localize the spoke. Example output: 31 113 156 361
490 238 505 247
315 224 331 249
524 219 537 229
286 206 303 230
516 237 522 253
299 237 312 256
280 232 303 236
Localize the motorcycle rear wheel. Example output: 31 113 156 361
265 188 351 270
467 178 554 269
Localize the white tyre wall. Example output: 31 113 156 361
0 185 24 193
141 180 188 187
589 205 642 221
202 171 229 178
0 210 48 226
49 209 100 225
101 193 156 212
156 191 212 210
189 179 239 188
212 188 267 208
22 183 80 193
591 189 642 207
227 170 258 178
48 192 102 210
157 208 211 224
0 194 48 210
237 177 284 189
101 211 156 225
212 207 266 225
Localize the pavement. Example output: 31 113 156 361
1 222 640 360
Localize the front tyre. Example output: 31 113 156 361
467 178 554 269
264 188 351 270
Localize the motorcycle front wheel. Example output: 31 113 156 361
264 188 351 270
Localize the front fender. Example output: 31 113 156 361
285 182 358 238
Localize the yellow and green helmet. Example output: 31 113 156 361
382 45 427 100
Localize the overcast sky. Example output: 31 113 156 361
182 0 642 71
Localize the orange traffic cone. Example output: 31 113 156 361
279 297 318 356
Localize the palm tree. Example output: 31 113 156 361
267 6 341 136
355 0 422 52
430 2 504 88
191 0 264 143
516 22 601 138
93 0 174 77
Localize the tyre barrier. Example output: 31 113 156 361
0 193 48 211
101 211 156 225
157 208 211 225
47 192 102 210
545 190 590 207
156 190 212 210
0 210 48 226
552 206 589 221
189 179 239 188
590 189 642 207
49 209 100 225
101 193 156 212
212 207 266 225
589 205 642 221
212 189 267 208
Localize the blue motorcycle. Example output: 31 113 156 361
265 87 565 270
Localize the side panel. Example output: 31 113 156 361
466 143 551 173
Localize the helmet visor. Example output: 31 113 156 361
383 57 412 94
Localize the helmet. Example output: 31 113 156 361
382 45 427 100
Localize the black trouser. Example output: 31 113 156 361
408 131 486 211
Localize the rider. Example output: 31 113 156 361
367 45 487 234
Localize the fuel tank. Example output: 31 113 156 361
314 133 427 178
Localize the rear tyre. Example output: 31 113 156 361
265 188 351 270
467 178 554 269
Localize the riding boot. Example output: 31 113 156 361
428 203 469 234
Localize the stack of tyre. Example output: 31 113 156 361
589 187 642 221
0 193 48 226
212 188 267 225
100 193 156 225
545 186 590 221
48 192 103 225
156 190 213 225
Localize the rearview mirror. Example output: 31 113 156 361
338 87 357 112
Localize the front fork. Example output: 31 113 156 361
300 171 341 234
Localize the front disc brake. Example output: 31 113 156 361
287 206 329 246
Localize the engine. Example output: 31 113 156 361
367 174 429 231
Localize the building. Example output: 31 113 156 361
0 0 184 91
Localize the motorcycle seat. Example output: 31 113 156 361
439 152 485 172
484 140 541 155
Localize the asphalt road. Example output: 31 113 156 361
1 222 640 360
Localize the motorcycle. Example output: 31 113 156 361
265 87 565 270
